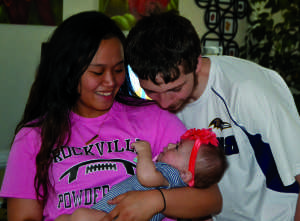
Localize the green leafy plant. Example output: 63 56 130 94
240 0 300 111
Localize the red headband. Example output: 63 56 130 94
181 128 218 187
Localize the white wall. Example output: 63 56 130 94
0 24 55 165
63 0 99 19
0 0 247 166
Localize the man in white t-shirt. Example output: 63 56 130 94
125 11 300 221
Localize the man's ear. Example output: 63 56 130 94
180 170 192 184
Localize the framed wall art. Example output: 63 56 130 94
195 0 249 57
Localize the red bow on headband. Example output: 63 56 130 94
181 128 218 187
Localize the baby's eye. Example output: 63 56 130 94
175 143 179 150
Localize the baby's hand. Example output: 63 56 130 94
131 140 152 158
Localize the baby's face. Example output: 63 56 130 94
157 139 195 171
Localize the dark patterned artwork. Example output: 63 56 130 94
195 0 248 56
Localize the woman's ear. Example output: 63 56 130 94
180 170 192 184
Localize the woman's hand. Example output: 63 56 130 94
101 190 163 221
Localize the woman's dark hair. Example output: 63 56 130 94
15 11 141 204
126 10 201 84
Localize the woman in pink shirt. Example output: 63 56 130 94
0 11 222 221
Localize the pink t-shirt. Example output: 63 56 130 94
0 101 186 220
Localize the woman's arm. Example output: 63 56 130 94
55 208 107 221
162 185 222 218
102 184 222 220
7 198 43 221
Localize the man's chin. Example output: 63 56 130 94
167 108 179 113
166 100 190 113
166 104 185 113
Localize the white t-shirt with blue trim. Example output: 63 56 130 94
177 56 300 221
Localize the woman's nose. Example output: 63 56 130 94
103 71 115 86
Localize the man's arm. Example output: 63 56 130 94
132 140 169 187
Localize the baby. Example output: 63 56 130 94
56 128 228 221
